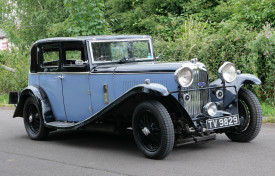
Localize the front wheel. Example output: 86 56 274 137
23 96 49 140
132 100 174 159
225 88 262 142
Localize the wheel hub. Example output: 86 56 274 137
29 115 33 123
142 127 150 136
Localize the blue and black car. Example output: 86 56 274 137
9 35 262 159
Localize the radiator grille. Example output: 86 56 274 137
183 70 210 118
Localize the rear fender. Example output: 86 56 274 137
13 85 54 122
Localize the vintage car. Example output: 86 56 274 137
9 35 262 159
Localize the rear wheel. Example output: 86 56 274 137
225 88 262 142
23 97 49 140
132 100 174 159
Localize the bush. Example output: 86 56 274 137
154 20 274 105
245 22 275 106
0 50 29 93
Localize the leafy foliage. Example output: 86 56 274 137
1 0 70 48
0 50 28 93
64 0 109 36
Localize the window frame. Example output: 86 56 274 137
60 41 90 72
38 42 61 73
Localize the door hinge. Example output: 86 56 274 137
88 90 91 95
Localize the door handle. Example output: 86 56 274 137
55 75 64 79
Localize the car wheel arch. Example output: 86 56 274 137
13 86 55 123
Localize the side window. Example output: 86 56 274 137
62 42 89 72
43 50 59 67
40 43 60 68
64 50 85 66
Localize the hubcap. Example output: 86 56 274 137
29 115 33 123
26 104 40 134
136 110 161 152
142 127 150 136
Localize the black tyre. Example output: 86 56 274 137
225 88 262 142
23 96 49 140
132 100 174 159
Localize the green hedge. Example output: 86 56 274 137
154 20 274 106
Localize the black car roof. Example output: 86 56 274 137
34 35 152 45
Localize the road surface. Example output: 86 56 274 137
0 107 274 176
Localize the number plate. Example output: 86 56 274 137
206 115 240 130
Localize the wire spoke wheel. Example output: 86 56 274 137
225 88 262 142
132 100 174 159
23 97 49 140
136 110 161 152
27 104 41 134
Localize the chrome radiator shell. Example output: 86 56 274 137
181 69 210 118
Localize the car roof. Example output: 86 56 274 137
33 35 152 45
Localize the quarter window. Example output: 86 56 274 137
42 50 59 67
64 50 85 66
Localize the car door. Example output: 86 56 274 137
38 43 67 121
60 42 93 122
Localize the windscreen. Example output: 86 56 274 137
91 40 153 62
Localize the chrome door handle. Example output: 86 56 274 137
55 75 64 79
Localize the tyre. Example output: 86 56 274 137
225 88 262 142
23 96 49 140
132 100 174 159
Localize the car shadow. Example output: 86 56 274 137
46 129 139 155
45 129 232 155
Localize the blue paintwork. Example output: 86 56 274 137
28 74 39 86
88 71 178 116
89 74 116 114
113 73 178 98
39 74 67 121
62 74 92 122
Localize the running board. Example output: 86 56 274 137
175 133 216 146
45 121 80 129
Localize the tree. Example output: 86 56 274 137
64 0 109 36
1 0 70 48
1 0 109 49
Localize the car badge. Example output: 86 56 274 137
198 82 206 87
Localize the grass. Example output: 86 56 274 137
261 102 275 123
0 93 13 108
0 93 274 122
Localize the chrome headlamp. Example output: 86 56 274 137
174 67 193 87
218 62 237 83
203 102 218 117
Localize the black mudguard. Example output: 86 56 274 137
13 85 55 122
210 74 261 114
45 83 193 129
